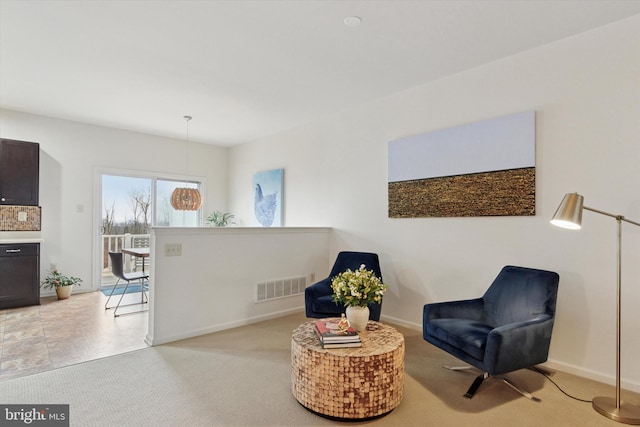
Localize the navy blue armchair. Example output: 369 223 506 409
423 265 559 400
305 251 383 321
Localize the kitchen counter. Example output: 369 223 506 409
0 231 43 244
0 238 44 244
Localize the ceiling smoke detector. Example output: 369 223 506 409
343 16 362 27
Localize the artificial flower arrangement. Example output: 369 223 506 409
41 269 83 289
331 264 387 307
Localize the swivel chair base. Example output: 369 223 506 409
443 365 541 402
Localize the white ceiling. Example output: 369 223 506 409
1 1 639 146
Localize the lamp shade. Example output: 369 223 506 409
170 187 202 211
550 193 583 230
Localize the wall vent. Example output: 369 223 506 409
256 275 308 303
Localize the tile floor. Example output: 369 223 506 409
0 290 148 381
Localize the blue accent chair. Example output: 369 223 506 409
305 251 383 321
423 265 559 400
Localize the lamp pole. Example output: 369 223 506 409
551 194 640 424
589 210 640 424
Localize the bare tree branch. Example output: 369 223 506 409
129 187 152 233
103 202 116 235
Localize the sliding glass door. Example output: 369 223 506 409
97 171 203 289
156 179 200 227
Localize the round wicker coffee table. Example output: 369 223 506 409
291 319 405 420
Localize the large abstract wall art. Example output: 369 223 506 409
253 168 284 227
388 111 535 218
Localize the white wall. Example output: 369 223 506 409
0 109 229 292
228 17 640 391
1 13 637 394
147 226 330 345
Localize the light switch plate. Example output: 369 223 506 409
164 243 182 257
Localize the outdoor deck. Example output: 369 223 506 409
101 233 150 287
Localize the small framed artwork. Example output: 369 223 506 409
253 169 284 227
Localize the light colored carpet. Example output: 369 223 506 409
1 311 636 426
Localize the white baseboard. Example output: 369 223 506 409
380 314 422 331
544 358 640 394
146 306 305 346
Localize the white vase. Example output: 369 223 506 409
346 306 370 332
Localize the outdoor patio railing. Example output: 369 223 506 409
102 233 150 272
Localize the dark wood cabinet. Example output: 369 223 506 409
0 243 40 309
0 138 40 206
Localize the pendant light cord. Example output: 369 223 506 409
184 115 192 178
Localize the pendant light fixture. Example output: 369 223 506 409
170 115 202 211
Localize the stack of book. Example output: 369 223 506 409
314 319 361 348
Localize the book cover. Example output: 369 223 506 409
314 319 360 342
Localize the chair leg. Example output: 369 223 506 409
105 279 148 310
443 365 474 371
499 378 541 402
104 279 121 310
113 281 131 317
442 365 540 401
442 365 487 399
141 278 149 303
464 372 489 399
113 279 149 317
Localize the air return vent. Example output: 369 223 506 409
256 275 308 303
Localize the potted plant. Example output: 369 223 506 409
206 211 236 227
41 269 82 300
331 264 387 331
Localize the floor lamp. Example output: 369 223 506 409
551 192 640 425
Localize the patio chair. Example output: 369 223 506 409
131 235 150 272
105 252 149 317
